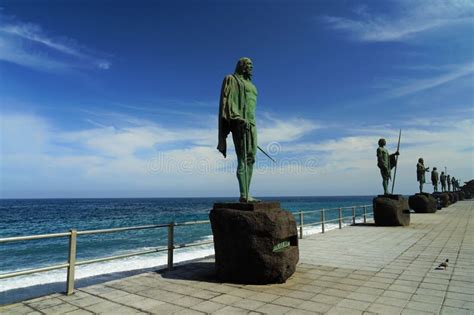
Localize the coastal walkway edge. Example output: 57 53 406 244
1 200 472 314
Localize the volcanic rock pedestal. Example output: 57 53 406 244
433 192 450 208
457 191 465 200
449 193 458 203
463 190 471 199
209 202 299 284
373 195 410 226
408 193 437 213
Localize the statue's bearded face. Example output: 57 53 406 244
235 58 253 79
242 60 253 78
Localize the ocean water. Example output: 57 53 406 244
0 196 373 301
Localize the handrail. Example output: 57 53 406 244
0 232 71 243
297 204 373 238
77 223 170 235
0 263 70 280
0 203 373 297
299 204 371 215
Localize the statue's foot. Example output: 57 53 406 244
239 196 261 203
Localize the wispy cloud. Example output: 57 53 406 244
389 62 474 98
0 13 111 72
0 110 322 197
321 0 474 42
1 110 472 197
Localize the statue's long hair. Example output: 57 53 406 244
234 57 252 79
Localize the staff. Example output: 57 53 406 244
258 145 276 163
391 129 402 194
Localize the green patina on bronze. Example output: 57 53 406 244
218 58 258 202
431 167 439 192
440 172 447 192
376 138 399 195
416 158 430 193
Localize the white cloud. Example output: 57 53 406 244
1 111 472 198
275 117 474 195
321 0 474 42
389 63 474 98
0 13 110 72
0 37 70 72
259 116 319 144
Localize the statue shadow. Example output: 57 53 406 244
1 265 167 305
157 262 219 283
351 222 377 227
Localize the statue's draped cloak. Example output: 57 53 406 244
377 147 397 179
417 162 426 183
217 74 248 157
440 174 446 184
431 170 439 184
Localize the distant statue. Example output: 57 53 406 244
376 138 399 195
447 175 451 191
431 167 439 192
218 57 259 202
451 177 456 191
416 158 430 193
440 172 447 192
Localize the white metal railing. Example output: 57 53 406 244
296 205 373 239
0 220 211 296
0 205 372 296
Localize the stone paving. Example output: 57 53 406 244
1 201 473 314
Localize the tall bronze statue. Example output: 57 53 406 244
416 158 430 193
447 174 451 191
431 167 439 192
440 171 447 192
377 138 399 195
451 176 457 191
218 58 258 202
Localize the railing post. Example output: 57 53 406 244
321 209 325 233
363 206 367 223
299 212 304 239
66 229 77 295
352 207 356 225
167 222 174 271
338 208 342 229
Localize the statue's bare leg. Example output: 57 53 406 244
236 156 247 200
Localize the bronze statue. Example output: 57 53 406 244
377 138 399 195
416 158 430 193
447 174 451 191
218 58 259 202
440 171 447 192
431 167 439 192
451 176 457 191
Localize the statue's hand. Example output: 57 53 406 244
239 119 250 131
395 151 400 156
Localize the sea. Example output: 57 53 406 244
0 196 373 304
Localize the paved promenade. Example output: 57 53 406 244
2 201 473 314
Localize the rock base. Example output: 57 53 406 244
457 191 465 200
463 190 472 199
373 195 410 226
209 202 299 284
449 193 458 203
409 193 437 213
433 192 450 208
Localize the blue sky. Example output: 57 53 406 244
1 0 473 198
